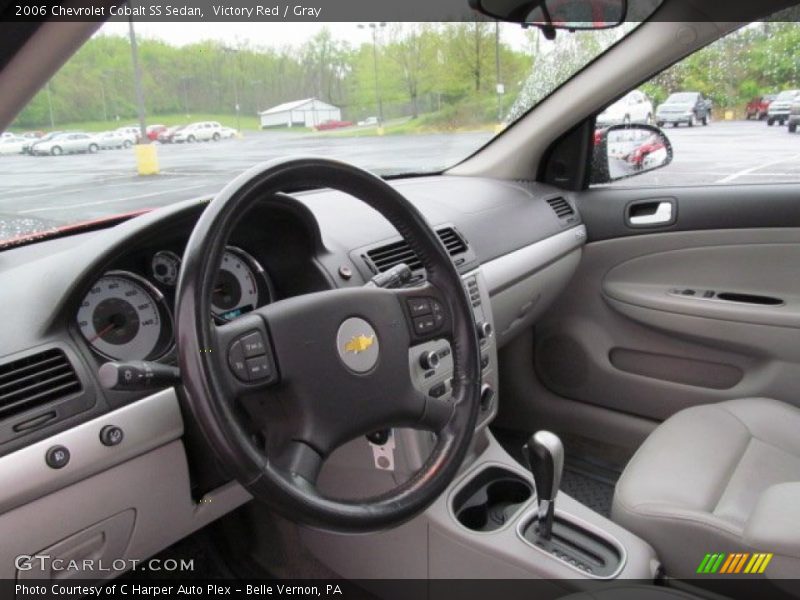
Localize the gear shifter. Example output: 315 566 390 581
522 430 564 540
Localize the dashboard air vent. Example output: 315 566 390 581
546 197 575 219
0 349 81 420
365 227 468 273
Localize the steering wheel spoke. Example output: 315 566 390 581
272 439 324 487
413 388 455 433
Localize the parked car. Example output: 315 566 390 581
31 132 99 155
625 134 668 170
24 130 63 154
0 135 27 155
656 92 712 127
788 99 800 133
767 89 800 125
315 119 354 131
156 125 183 143
745 94 776 120
146 124 167 141
172 121 223 143
596 90 654 126
94 130 133 149
115 126 142 144
357 116 379 126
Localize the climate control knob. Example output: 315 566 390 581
419 350 441 371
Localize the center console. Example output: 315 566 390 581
408 269 499 430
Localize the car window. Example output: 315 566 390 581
592 20 800 188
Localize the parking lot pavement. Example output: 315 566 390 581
0 130 492 225
0 120 798 227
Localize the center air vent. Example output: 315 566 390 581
0 349 81 421
365 227 468 273
546 197 575 219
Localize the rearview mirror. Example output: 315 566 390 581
469 0 627 31
591 124 673 184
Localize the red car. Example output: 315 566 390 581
626 136 667 170
745 94 775 120
314 119 354 131
146 124 167 141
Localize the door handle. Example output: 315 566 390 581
627 199 676 227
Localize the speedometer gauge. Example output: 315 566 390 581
212 247 272 321
77 271 173 361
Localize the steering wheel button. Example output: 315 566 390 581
413 316 436 334
241 331 267 357
227 341 249 381
246 356 270 379
407 298 431 316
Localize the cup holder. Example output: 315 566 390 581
452 466 532 532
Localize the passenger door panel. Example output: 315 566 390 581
532 185 800 423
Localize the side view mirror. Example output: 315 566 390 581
591 124 673 184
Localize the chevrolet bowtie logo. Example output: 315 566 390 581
344 334 375 354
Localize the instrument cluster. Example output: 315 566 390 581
76 246 273 362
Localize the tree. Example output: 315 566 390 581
385 24 434 118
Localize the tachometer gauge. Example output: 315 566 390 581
212 247 272 321
77 271 173 361
151 250 181 286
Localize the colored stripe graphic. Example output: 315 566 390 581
734 553 749 573
720 554 736 573
720 553 737 574
710 553 725 573
697 552 773 574
697 554 713 573
758 554 773 574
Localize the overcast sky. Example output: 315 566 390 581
98 21 534 51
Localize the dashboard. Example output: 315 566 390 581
0 174 586 581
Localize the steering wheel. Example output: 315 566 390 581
175 157 481 532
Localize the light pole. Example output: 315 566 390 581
99 77 108 122
45 82 55 129
127 14 148 143
222 47 241 131
358 22 386 125
495 21 503 122
180 76 191 116
102 70 117 121
251 79 263 113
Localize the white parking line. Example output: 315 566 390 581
18 182 214 214
716 153 800 184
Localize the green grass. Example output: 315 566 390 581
13 113 285 134
320 114 500 138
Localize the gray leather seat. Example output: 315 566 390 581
612 398 800 578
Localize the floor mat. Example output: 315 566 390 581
561 465 616 518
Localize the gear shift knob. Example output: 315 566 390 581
522 430 564 539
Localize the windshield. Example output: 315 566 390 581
776 90 798 100
664 93 697 104
0 14 654 243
